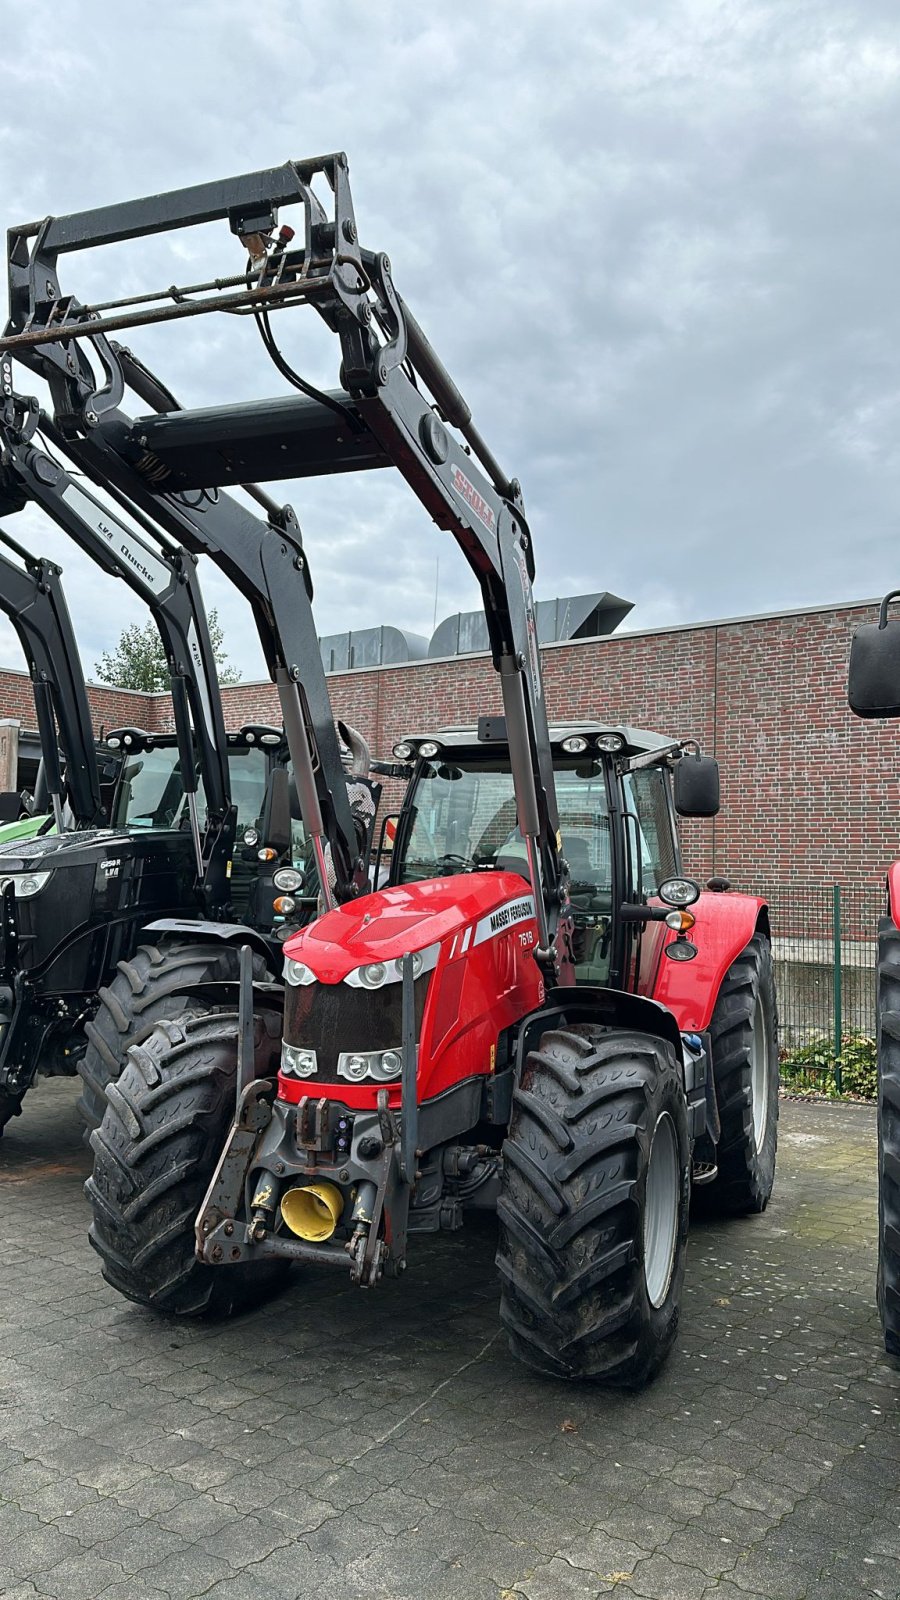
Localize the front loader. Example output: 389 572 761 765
2 154 777 1380
848 596 900 1358
0 402 373 1135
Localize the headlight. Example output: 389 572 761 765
273 868 304 892
418 740 441 758
561 735 588 754
658 876 701 908
358 962 387 989
281 1043 318 1078
243 827 259 847
392 741 413 759
284 957 317 986
7 871 53 899
596 732 625 752
337 1048 406 1083
344 943 440 988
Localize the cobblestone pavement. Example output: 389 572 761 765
0 1082 897 1600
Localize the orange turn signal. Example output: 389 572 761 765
665 909 696 933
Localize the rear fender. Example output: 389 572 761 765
514 984 684 1079
886 864 900 930
650 893 769 1033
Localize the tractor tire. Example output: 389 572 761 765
77 939 270 1139
86 1010 286 1317
876 919 900 1358
496 1025 690 1386
701 934 779 1215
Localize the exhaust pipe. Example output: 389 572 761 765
280 1182 344 1242
337 719 371 777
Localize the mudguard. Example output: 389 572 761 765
142 917 276 970
886 864 900 930
650 892 769 1034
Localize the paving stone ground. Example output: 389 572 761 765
0 1081 898 1600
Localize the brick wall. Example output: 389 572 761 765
14 598 894 890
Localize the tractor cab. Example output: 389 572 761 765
385 721 720 990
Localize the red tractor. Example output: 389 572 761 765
848 596 900 1358
1 155 779 1383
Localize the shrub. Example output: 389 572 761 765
779 1032 877 1100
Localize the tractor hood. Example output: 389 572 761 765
0 826 169 872
285 870 533 984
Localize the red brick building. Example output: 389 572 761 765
5 596 895 896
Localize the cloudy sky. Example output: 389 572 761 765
1 0 899 683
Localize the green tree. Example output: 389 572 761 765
94 609 240 692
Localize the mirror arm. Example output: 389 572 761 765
619 903 670 923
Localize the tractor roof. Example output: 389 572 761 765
400 723 676 757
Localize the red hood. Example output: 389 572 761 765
283 870 532 983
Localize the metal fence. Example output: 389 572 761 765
737 883 883 1093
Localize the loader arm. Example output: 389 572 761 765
0 387 233 906
1 153 567 967
0 526 102 827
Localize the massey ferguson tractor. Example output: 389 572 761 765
1 155 778 1383
848 597 900 1358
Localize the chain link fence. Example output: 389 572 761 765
736 883 883 1094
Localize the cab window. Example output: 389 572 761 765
622 767 678 896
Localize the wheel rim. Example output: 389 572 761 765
750 994 770 1150
643 1111 679 1309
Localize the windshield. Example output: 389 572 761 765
113 745 271 832
396 755 611 889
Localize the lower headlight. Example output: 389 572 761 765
336 1048 406 1083
281 1043 318 1078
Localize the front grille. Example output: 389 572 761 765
284 975 430 1079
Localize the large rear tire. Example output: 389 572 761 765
77 940 270 1139
86 1011 285 1316
876 919 900 1359
702 934 778 1215
496 1025 690 1386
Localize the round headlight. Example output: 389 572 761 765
359 962 387 989
245 730 256 743
418 740 441 758
561 735 588 754
596 732 626 753
284 958 316 986
393 950 424 980
14 871 51 898
243 827 259 847
658 876 701 908
273 868 304 892
345 1055 369 1080
392 741 413 760
379 1050 402 1078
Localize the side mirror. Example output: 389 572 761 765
673 752 720 817
848 591 900 718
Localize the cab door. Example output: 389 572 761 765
620 764 681 996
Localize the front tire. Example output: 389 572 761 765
703 934 778 1215
77 940 270 1139
86 1010 284 1316
497 1025 690 1386
876 919 900 1358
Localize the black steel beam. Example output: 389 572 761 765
130 394 389 490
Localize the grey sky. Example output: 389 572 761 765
1 0 898 682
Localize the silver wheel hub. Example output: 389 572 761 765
750 996 770 1150
643 1111 679 1309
